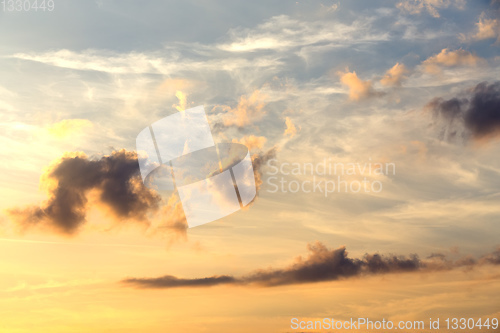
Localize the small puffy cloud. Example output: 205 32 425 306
475 17 499 41
397 0 466 18
339 70 381 101
421 48 484 74
173 90 187 111
380 63 409 86
461 14 500 43
46 119 93 139
232 135 267 151
284 117 298 137
220 90 267 127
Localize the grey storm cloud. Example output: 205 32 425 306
122 242 500 289
428 81 500 141
8 150 162 234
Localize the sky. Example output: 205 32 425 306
0 0 500 332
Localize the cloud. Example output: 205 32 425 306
46 119 93 139
6 150 181 235
122 242 500 289
122 275 236 289
474 16 499 41
154 193 188 242
421 48 484 74
11 49 171 75
218 90 267 127
172 91 187 111
251 147 278 192
284 117 298 137
10 48 279 76
426 81 500 141
5 142 275 236
158 78 197 94
380 63 409 87
427 96 468 142
339 70 382 101
396 0 466 18
460 13 500 44
473 17 500 43
217 15 389 53
232 135 267 151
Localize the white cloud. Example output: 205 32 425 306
218 15 389 53
10 48 281 75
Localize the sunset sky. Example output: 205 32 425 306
1 0 500 332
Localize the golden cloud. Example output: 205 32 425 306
173 90 187 112
221 90 267 127
422 48 484 74
339 70 380 101
232 135 267 151
46 119 93 139
380 63 409 87
284 117 298 137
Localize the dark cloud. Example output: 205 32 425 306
479 246 500 265
428 97 466 122
243 243 361 287
427 81 500 142
251 147 278 193
363 253 420 274
123 275 236 289
8 150 169 234
122 242 500 289
7 146 272 237
427 253 446 260
465 82 500 139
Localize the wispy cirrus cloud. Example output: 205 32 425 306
217 15 389 53
10 48 281 75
